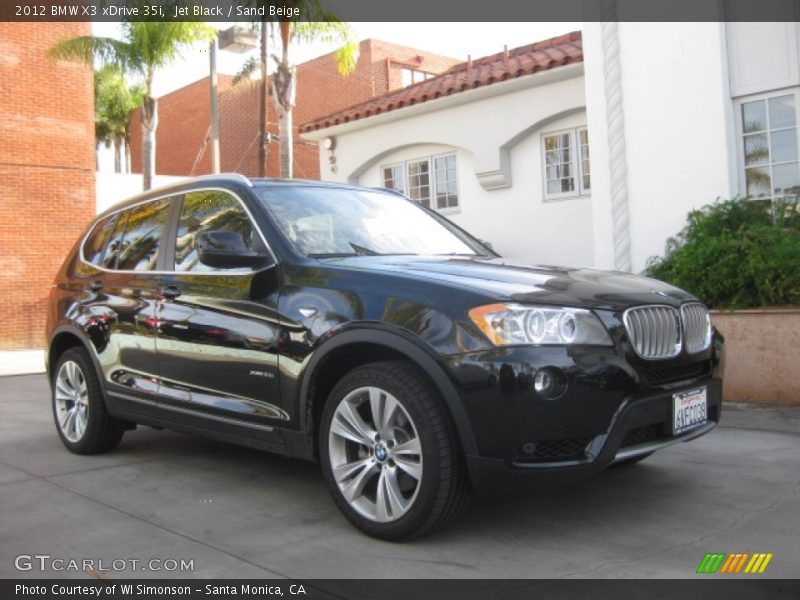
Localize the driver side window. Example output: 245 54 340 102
174 190 261 273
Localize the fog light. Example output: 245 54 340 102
533 367 566 399
534 370 552 393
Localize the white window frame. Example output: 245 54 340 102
734 87 800 206
381 163 406 194
432 152 459 212
577 126 591 196
401 67 433 88
379 152 460 214
541 126 591 201
406 157 432 208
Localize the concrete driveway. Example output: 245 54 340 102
1 374 798 579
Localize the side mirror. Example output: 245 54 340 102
196 231 266 269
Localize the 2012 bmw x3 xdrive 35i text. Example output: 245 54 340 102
47 174 723 540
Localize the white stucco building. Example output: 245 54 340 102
300 23 800 272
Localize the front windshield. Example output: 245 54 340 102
257 186 488 257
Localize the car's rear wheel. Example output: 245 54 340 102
52 348 124 454
320 360 469 540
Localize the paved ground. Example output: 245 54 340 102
1 374 798 579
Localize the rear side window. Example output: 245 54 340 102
83 214 118 267
102 212 130 270
112 199 172 271
174 190 259 273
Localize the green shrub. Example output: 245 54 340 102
644 199 800 309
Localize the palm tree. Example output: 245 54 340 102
94 65 144 173
50 22 215 190
235 14 358 178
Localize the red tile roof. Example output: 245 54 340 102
299 31 583 133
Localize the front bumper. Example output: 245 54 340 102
464 377 722 494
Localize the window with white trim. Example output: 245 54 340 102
434 154 458 209
407 159 431 207
739 91 800 204
381 153 459 211
382 164 405 194
401 68 433 88
542 127 591 200
578 126 591 194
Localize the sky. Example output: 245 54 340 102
91 21 578 97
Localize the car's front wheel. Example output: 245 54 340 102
320 361 469 540
52 348 124 454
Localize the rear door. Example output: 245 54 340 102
154 188 284 426
83 197 174 400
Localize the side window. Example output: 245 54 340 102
102 211 129 270
83 214 118 267
116 199 172 271
174 190 259 273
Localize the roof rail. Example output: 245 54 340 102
185 172 253 187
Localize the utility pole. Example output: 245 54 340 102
209 37 220 173
259 21 268 178
208 26 258 175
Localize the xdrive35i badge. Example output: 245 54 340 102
249 370 275 379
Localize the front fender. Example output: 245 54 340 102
295 325 479 457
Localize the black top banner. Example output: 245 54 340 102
1 0 799 22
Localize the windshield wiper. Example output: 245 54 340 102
308 252 359 258
349 242 381 256
308 243 418 258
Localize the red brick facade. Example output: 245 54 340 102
0 23 95 349
129 39 459 178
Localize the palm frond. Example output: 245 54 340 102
291 22 359 76
233 56 262 85
48 36 131 69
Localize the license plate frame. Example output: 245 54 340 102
672 387 708 435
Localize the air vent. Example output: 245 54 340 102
623 305 681 359
681 302 712 353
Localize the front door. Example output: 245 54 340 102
154 189 284 425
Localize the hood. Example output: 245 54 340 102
324 256 698 311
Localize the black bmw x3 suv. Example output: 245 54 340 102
47 174 723 540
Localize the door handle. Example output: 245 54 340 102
89 280 103 292
161 286 182 300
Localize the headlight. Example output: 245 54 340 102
468 303 613 347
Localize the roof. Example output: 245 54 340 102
299 31 583 134
95 174 378 219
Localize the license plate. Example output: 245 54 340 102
673 387 708 435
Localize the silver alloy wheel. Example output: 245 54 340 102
54 360 89 443
328 386 423 523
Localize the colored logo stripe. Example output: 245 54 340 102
697 553 726 574
719 553 749 573
697 552 773 574
744 553 773 574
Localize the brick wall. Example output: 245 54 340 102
129 75 234 177
128 39 460 179
0 23 95 349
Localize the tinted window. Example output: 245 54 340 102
116 199 171 271
83 214 118 266
174 190 258 272
102 211 129 270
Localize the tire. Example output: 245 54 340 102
320 360 469 540
52 347 124 454
612 452 653 467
